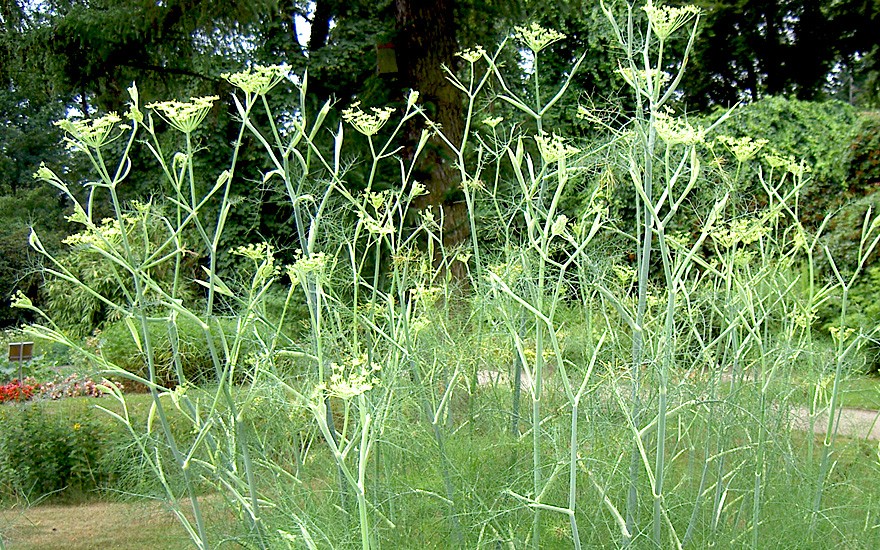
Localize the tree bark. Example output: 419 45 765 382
394 0 469 279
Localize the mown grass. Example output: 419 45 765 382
786 373 880 411
0 500 195 550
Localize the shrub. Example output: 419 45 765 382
848 112 880 195
0 400 113 501
99 315 241 387
838 265 880 372
710 97 861 190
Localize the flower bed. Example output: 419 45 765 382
0 374 117 404
0 379 38 403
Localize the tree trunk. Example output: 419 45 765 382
394 0 469 279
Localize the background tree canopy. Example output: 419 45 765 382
1 0 879 326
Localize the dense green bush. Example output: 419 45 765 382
848 112 880 194
99 315 241 388
0 399 112 501
710 96 861 190
834 114 880 370
838 265 880 372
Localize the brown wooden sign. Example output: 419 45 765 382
8 342 33 362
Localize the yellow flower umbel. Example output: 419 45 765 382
222 64 290 96
535 131 580 163
341 101 394 136
315 355 381 400
456 46 486 63
147 96 219 134
513 23 565 53
763 152 812 178
482 116 504 129
54 112 125 151
653 110 705 146
286 251 330 288
232 242 280 282
717 135 769 163
642 1 701 41
710 216 769 248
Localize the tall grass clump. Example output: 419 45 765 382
14 1 880 548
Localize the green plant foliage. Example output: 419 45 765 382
709 96 862 196
17 6 880 548
0 188 70 326
43 201 200 338
849 112 880 194
841 265 880 372
99 316 240 388
0 400 111 501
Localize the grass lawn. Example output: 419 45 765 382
837 375 880 409
0 500 194 549
786 373 880 410
4 374 880 548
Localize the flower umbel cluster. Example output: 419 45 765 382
514 23 566 53
63 216 129 250
232 242 280 281
341 101 394 136
717 135 769 163
711 216 769 248
147 96 219 134
315 355 381 400
482 116 504 129
535 131 580 163
643 1 701 40
764 152 812 178
287 251 330 287
222 64 290 96
358 211 394 236
456 46 486 63
55 112 126 151
830 326 856 344
653 110 705 146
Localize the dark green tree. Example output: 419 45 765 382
684 0 880 108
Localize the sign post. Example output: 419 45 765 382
8 342 33 383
